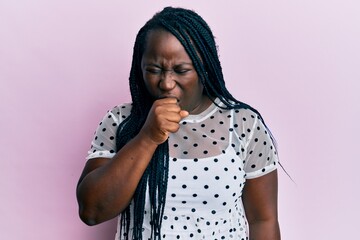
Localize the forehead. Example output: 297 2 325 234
142 29 192 61
144 29 180 48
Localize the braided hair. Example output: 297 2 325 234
115 6 276 239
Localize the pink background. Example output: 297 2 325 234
1 0 359 239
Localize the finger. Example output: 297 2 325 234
163 122 181 133
179 110 189 118
156 97 178 105
161 111 183 123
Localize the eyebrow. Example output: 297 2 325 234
144 62 194 67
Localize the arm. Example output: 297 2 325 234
76 98 188 226
242 170 281 240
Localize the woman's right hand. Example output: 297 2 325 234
141 97 189 145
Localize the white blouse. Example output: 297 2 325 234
87 98 278 240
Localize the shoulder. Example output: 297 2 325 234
217 100 261 126
108 103 133 117
103 103 133 123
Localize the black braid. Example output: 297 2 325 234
115 6 278 239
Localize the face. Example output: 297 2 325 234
141 29 210 114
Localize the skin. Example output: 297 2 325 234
77 29 280 239
243 170 281 239
141 29 212 115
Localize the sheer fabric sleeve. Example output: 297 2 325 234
234 109 279 179
86 103 132 160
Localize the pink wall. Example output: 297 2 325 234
1 1 359 239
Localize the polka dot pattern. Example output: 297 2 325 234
87 99 278 239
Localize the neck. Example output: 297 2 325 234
189 95 213 115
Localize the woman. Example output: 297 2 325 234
77 7 281 240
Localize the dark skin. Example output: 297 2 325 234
76 29 280 239
243 170 280 239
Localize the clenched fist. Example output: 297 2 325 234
140 98 189 145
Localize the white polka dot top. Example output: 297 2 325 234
87 98 279 240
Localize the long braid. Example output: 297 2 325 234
115 6 279 239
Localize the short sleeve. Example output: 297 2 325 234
236 110 279 179
86 103 132 160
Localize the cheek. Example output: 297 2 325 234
191 77 204 94
143 75 157 92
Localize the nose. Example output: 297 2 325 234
159 70 176 90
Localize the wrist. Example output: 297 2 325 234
136 130 161 149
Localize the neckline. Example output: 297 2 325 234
180 98 222 123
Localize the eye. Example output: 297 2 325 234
174 68 191 75
145 68 161 74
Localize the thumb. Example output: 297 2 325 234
180 110 189 118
